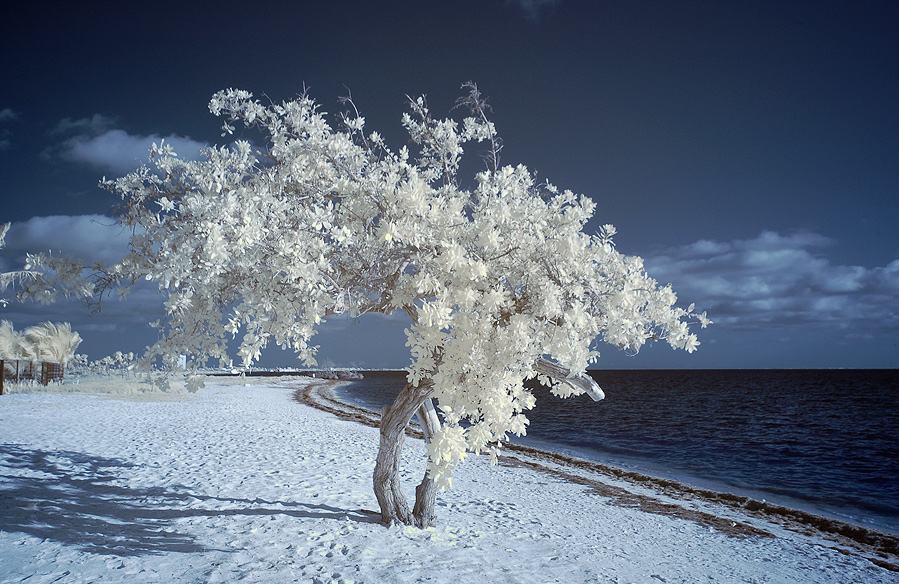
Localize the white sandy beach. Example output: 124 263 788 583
0 376 896 584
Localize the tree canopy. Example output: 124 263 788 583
13 85 709 525
77 84 709 490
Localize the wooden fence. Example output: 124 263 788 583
1 360 65 394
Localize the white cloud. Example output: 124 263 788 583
0 108 18 123
52 113 115 135
63 130 207 174
2 215 131 267
644 231 899 332
50 115 207 175
506 0 561 20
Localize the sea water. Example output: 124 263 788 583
336 369 899 534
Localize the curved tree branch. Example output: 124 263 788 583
534 357 604 401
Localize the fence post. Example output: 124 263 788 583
40 362 64 386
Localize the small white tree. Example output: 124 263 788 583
69 353 89 373
25 84 709 526
0 320 19 360
24 322 82 367
0 319 22 384
0 319 44 382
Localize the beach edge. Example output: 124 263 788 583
287 377 899 573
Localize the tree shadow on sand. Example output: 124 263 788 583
0 444 379 556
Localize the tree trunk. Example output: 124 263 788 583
372 381 440 527
371 359 598 528
412 398 440 527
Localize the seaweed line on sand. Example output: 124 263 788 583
289 378 899 572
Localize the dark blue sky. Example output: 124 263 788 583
1 0 897 368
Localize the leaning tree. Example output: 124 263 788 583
28 84 709 526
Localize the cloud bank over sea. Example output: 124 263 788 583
646 230 899 332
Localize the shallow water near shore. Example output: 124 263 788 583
336 369 899 535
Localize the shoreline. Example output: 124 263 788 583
328 368 899 538
293 378 899 572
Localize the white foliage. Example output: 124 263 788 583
0 319 25 360
92 84 709 487
0 223 40 306
23 322 82 365
1 221 95 306
0 320 82 365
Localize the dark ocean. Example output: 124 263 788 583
335 369 899 534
